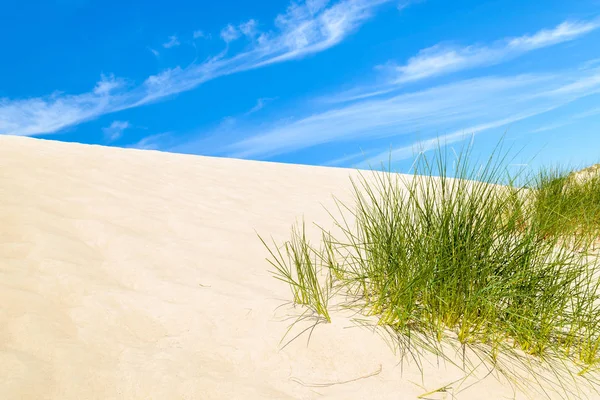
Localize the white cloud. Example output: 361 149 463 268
543 72 600 97
324 149 374 166
220 24 241 42
507 20 599 50
359 113 546 168
193 30 206 39
0 0 390 137
396 2 409 10
394 19 600 83
251 0 389 68
223 66 600 160
102 120 130 141
129 132 173 150
239 19 258 37
323 18 600 105
529 120 573 134
148 47 160 57
93 74 124 95
580 58 600 70
573 106 600 119
163 35 181 48
396 0 422 11
0 74 129 137
305 0 330 14
248 98 266 114
244 97 275 115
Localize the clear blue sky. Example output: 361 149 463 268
1 0 599 172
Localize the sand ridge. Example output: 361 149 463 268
0 136 595 399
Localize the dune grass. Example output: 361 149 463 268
260 142 600 396
529 164 600 247
260 221 331 323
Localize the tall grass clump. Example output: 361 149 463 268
260 221 331 323
530 164 600 246
261 142 600 395
330 146 600 365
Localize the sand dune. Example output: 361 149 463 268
0 136 595 399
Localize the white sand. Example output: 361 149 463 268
0 136 596 399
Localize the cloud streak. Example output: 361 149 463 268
327 18 600 104
0 0 392 137
573 106 600 119
394 19 600 83
129 132 174 150
193 30 206 39
358 112 552 168
0 74 128 137
244 97 275 116
162 35 181 48
102 120 130 141
223 65 600 161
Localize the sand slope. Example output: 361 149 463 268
0 136 594 399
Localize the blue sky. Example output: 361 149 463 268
1 0 600 172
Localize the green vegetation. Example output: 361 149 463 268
530 164 600 247
260 143 600 397
260 221 331 323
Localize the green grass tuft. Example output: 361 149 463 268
529 164 600 247
261 142 600 397
259 220 331 322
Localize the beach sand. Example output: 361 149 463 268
0 136 596 399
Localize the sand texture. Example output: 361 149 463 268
0 136 596 399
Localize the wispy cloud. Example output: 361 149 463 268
148 47 160 57
327 18 600 104
162 35 181 48
0 74 127 137
524 104 600 136
220 19 260 42
324 149 375 166
102 120 130 141
129 132 174 150
239 19 258 38
358 113 547 168
223 65 600 160
394 19 600 83
573 106 600 119
529 120 573 134
580 58 600 70
93 73 124 94
193 30 206 39
244 97 275 115
507 20 598 49
0 0 391 137
220 24 241 42
397 0 423 11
